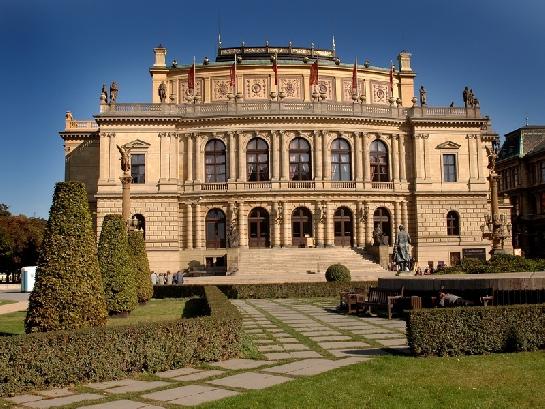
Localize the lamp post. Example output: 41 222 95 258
481 139 511 255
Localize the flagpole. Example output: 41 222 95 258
234 53 237 96
193 56 196 98
356 57 359 97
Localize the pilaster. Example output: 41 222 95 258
186 202 193 249
194 201 203 249
355 132 363 181
314 131 323 181
239 202 248 248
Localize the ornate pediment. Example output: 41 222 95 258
123 139 150 149
436 141 461 149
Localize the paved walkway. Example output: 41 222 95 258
3 298 408 408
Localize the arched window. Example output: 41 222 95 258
205 139 227 183
370 140 389 182
247 138 269 181
331 138 351 181
289 138 312 180
447 211 460 236
373 207 391 245
206 209 226 248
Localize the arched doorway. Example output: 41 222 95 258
373 207 391 245
206 209 226 248
292 207 313 247
334 207 353 247
248 207 270 248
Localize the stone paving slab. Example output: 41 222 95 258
212 358 274 370
275 337 299 343
208 371 292 390
254 339 275 344
318 341 370 349
364 333 405 339
155 367 200 379
264 350 322 360
280 343 309 351
36 388 74 398
375 338 408 346
78 400 164 409
104 381 170 394
143 385 239 406
172 370 224 382
262 359 343 376
25 393 104 408
301 330 341 337
350 328 398 335
309 335 353 342
258 344 285 352
87 379 145 390
328 348 389 358
6 394 43 404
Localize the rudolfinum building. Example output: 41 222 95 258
59 42 510 279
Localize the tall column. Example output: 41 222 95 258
355 132 363 180
169 133 179 181
399 134 407 182
194 202 203 249
195 134 203 183
186 203 193 249
239 202 248 247
238 134 246 181
401 200 408 230
314 131 323 180
272 202 280 247
364 202 372 246
322 132 330 180
356 202 364 247
271 131 279 181
186 135 193 182
363 133 370 182
394 201 401 244
325 202 334 247
280 131 289 181
108 133 116 182
314 201 322 247
99 133 109 182
159 132 169 181
390 134 399 182
229 132 236 181
282 202 290 246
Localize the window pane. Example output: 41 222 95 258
340 154 350 163
258 153 268 162
300 153 309 162
247 154 256 163
341 164 350 180
332 164 339 180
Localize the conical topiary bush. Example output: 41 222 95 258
128 230 153 304
25 182 108 333
98 214 137 315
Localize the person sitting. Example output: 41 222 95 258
438 290 473 307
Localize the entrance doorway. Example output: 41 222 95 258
334 207 353 247
206 209 226 248
248 207 270 248
292 207 313 247
373 207 391 245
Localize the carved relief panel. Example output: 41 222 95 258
278 76 304 100
370 81 390 104
212 77 232 101
342 79 365 102
316 76 335 101
180 78 204 102
244 76 269 100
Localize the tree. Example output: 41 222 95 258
99 214 137 315
128 230 153 304
25 182 108 333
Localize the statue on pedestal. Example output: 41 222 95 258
158 82 167 103
463 86 469 108
419 86 427 106
117 145 131 174
109 81 119 103
393 224 411 272
372 223 384 246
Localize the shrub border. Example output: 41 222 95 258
0 286 242 397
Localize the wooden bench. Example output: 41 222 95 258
361 287 404 320
340 290 366 314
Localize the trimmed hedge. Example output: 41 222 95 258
437 254 545 275
0 286 242 396
25 182 107 333
154 281 376 300
99 215 137 314
128 231 153 304
407 304 545 356
325 264 351 282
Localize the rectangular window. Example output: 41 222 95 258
131 154 145 184
541 162 545 183
443 154 457 182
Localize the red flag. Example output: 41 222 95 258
272 54 278 86
309 60 318 86
352 59 357 91
188 61 195 91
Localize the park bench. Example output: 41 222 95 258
361 286 405 319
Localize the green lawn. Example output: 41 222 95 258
0 298 186 335
0 299 15 307
200 352 545 409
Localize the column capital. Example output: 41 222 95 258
100 132 115 138
414 133 429 139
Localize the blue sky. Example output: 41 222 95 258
1 0 544 218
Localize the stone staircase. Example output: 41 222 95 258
230 247 392 283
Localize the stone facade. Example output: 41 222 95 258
498 126 545 257
59 43 500 273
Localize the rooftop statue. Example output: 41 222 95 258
110 81 118 103
158 82 167 103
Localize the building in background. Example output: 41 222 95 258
59 42 507 277
498 126 545 258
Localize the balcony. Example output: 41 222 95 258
186 180 396 193
64 120 99 132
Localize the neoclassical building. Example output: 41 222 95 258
60 43 503 274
